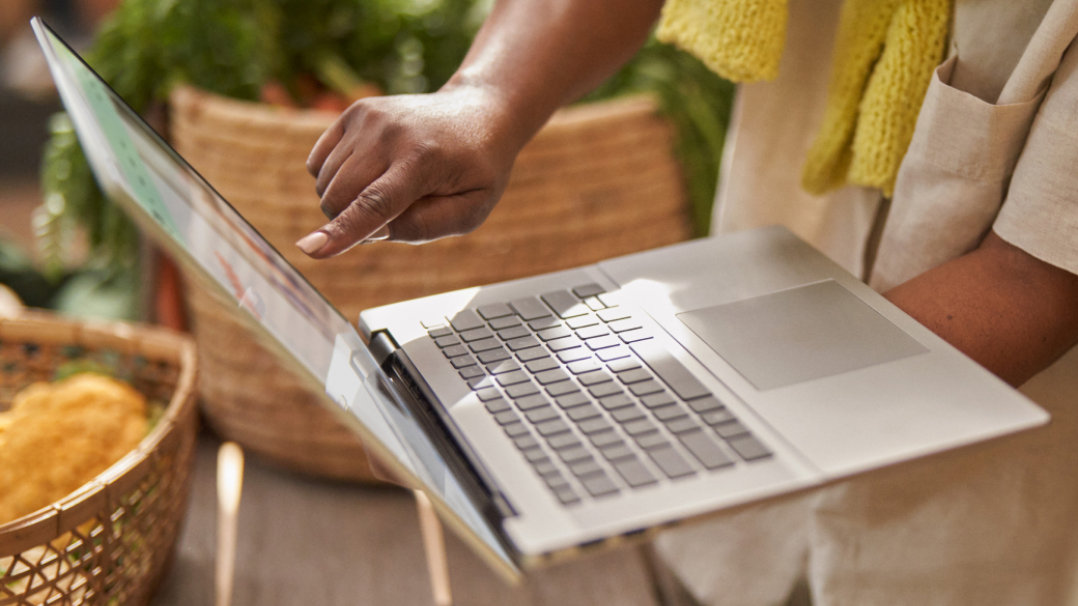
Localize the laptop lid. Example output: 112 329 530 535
30 17 521 581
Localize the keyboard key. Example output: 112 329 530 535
688 396 724 414
619 329 653 344
504 422 530 437
572 283 606 298
476 388 502 402
702 408 737 426
567 359 602 374
555 392 590 409
576 325 610 340
525 406 561 424
533 459 559 477
607 318 643 333
600 443 635 461
586 335 621 350
617 368 653 385
629 380 665 397
648 446 696 479
588 382 623 399
459 365 485 380
611 457 658 488
513 433 539 450
490 315 522 330
477 347 511 364
579 417 614 435
546 381 581 397
515 346 549 362
664 417 700 434
569 458 603 478
434 335 461 348
597 346 631 362
511 297 552 320
599 393 634 410
537 326 573 341
477 302 514 319
630 340 712 401
506 336 541 351
535 368 571 385
623 419 658 436
542 290 590 318
467 375 493 388
607 357 642 373
589 430 623 448
557 446 593 464
547 336 583 352
469 337 503 353
450 355 478 369
554 488 581 506
493 409 520 425
427 326 453 338
641 391 676 409
442 344 469 358
578 369 613 386
652 404 688 422
459 327 494 342
450 309 485 331
547 432 582 451
484 397 510 414
635 432 671 450
526 358 560 373
497 325 531 341
728 435 773 461
597 307 631 323
515 393 550 410
535 418 571 436
679 430 735 470
557 348 592 364
583 296 605 311
523 447 548 463
486 360 521 375
495 370 529 386
714 420 750 439
580 473 620 497
566 315 600 330
506 381 540 399
566 403 602 421
611 405 646 424
528 316 562 330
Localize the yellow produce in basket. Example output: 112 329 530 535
0 373 147 524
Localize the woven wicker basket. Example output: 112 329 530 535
0 311 198 606
169 86 692 482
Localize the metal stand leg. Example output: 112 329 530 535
414 490 453 606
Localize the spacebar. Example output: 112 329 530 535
630 339 710 400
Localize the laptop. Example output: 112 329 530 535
33 17 1048 581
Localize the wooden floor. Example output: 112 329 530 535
153 434 666 606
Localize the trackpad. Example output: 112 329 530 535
676 280 927 390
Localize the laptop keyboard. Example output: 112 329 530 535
421 284 773 506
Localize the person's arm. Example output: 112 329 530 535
885 230 1078 387
300 0 665 257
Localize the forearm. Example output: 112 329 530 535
884 231 1078 387
445 0 665 152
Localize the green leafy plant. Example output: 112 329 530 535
38 0 732 305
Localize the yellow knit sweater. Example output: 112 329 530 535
657 0 950 197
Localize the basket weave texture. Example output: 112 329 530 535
0 312 198 605
169 86 692 481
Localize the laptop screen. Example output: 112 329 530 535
32 18 516 575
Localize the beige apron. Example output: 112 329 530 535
655 1 1078 604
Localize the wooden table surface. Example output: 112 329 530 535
152 433 665 606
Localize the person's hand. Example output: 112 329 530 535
299 85 522 257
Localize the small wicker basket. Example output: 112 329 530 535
0 311 198 606
169 87 692 482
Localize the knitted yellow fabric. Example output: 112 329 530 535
657 0 951 197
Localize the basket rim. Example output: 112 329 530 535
0 311 199 554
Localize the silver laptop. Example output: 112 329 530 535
34 17 1048 581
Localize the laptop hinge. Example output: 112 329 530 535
368 329 398 366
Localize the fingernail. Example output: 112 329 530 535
296 231 329 255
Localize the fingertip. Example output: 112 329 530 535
295 230 330 257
